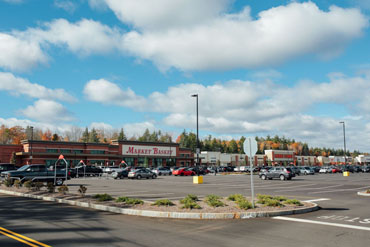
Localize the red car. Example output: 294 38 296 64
172 168 195 176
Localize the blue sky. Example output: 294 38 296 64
0 0 370 151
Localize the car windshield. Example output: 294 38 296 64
17 165 30 171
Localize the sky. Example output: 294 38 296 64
0 0 370 152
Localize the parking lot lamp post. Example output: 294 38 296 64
191 94 200 175
339 121 346 164
30 126 33 164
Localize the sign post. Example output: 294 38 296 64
244 138 258 208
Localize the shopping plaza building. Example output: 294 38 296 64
0 140 194 168
1 140 368 168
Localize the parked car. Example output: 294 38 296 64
259 167 295 181
331 167 341 173
128 168 157 179
72 165 103 177
112 168 130 179
362 166 370 173
343 165 354 173
152 167 172 176
1 164 69 185
103 166 125 174
172 167 195 176
0 163 17 172
319 167 331 173
189 167 208 175
289 166 301 176
299 167 314 175
353 166 362 173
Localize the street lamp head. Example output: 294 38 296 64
339 121 344 124
191 94 198 97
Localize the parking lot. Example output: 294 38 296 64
1 172 370 247
66 172 370 202
66 172 370 233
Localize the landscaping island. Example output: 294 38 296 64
0 181 318 219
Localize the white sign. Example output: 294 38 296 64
243 138 258 156
122 145 177 157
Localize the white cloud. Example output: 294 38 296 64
83 78 146 108
26 18 122 56
0 72 76 102
19 99 75 123
119 1 368 71
83 71 370 150
104 0 230 30
0 33 47 71
122 121 156 137
54 0 77 13
1 0 23 4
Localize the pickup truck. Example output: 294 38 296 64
0 164 70 186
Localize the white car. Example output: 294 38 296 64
103 166 125 174
151 167 172 176
319 167 330 173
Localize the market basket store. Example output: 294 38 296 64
12 140 194 168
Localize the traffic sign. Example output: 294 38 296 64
243 138 258 156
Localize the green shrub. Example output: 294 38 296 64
204 194 225 207
115 197 144 205
57 185 69 195
78 185 87 197
182 201 201 209
46 182 55 193
256 194 273 204
227 194 245 202
152 199 175 207
264 198 283 207
273 196 287 202
236 199 253 210
13 180 21 189
34 182 44 191
23 180 33 191
4 177 13 187
180 194 199 204
285 199 303 206
93 193 114 202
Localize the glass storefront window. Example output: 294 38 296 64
73 150 84 154
60 149 71 153
46 149 58 153
90 150 105 154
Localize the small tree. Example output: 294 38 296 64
46 182 55 193
78 185 87 197
9 151 16 164
58 185 69 195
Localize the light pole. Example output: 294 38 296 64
339 121 346 164
30 126 34 164
191 94 200 174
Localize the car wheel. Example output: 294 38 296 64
261 174 266 180
152 175 156 179
137 175 142 180
280 175 285 181
287 177 292 180
158 172 162 176
180 173 184 176
55 178 64 186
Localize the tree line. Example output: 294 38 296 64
0 125 363 157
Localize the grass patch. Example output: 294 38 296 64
152 199 175 207
93 193 114 202
115 196 143 205
204 194 225 207
285 199 303 206
237 199 253 210
264 198 283 207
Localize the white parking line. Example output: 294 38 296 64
273 216 370 231
276 184 343 193
309 186 370 194
303 198 330 202
124 192 175 197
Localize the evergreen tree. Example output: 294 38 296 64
81 127 89 142
118 128 127 141
89 128 99 143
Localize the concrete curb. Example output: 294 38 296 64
357 191 370 197
0 189 319 220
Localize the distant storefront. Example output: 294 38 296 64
7 140 194 168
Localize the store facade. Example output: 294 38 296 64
11 140 194 168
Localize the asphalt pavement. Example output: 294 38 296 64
1 173 370 246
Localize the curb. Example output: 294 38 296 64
357 191 370 197
0 189 319 220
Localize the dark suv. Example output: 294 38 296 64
259 167 295 181
0 163 17 172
